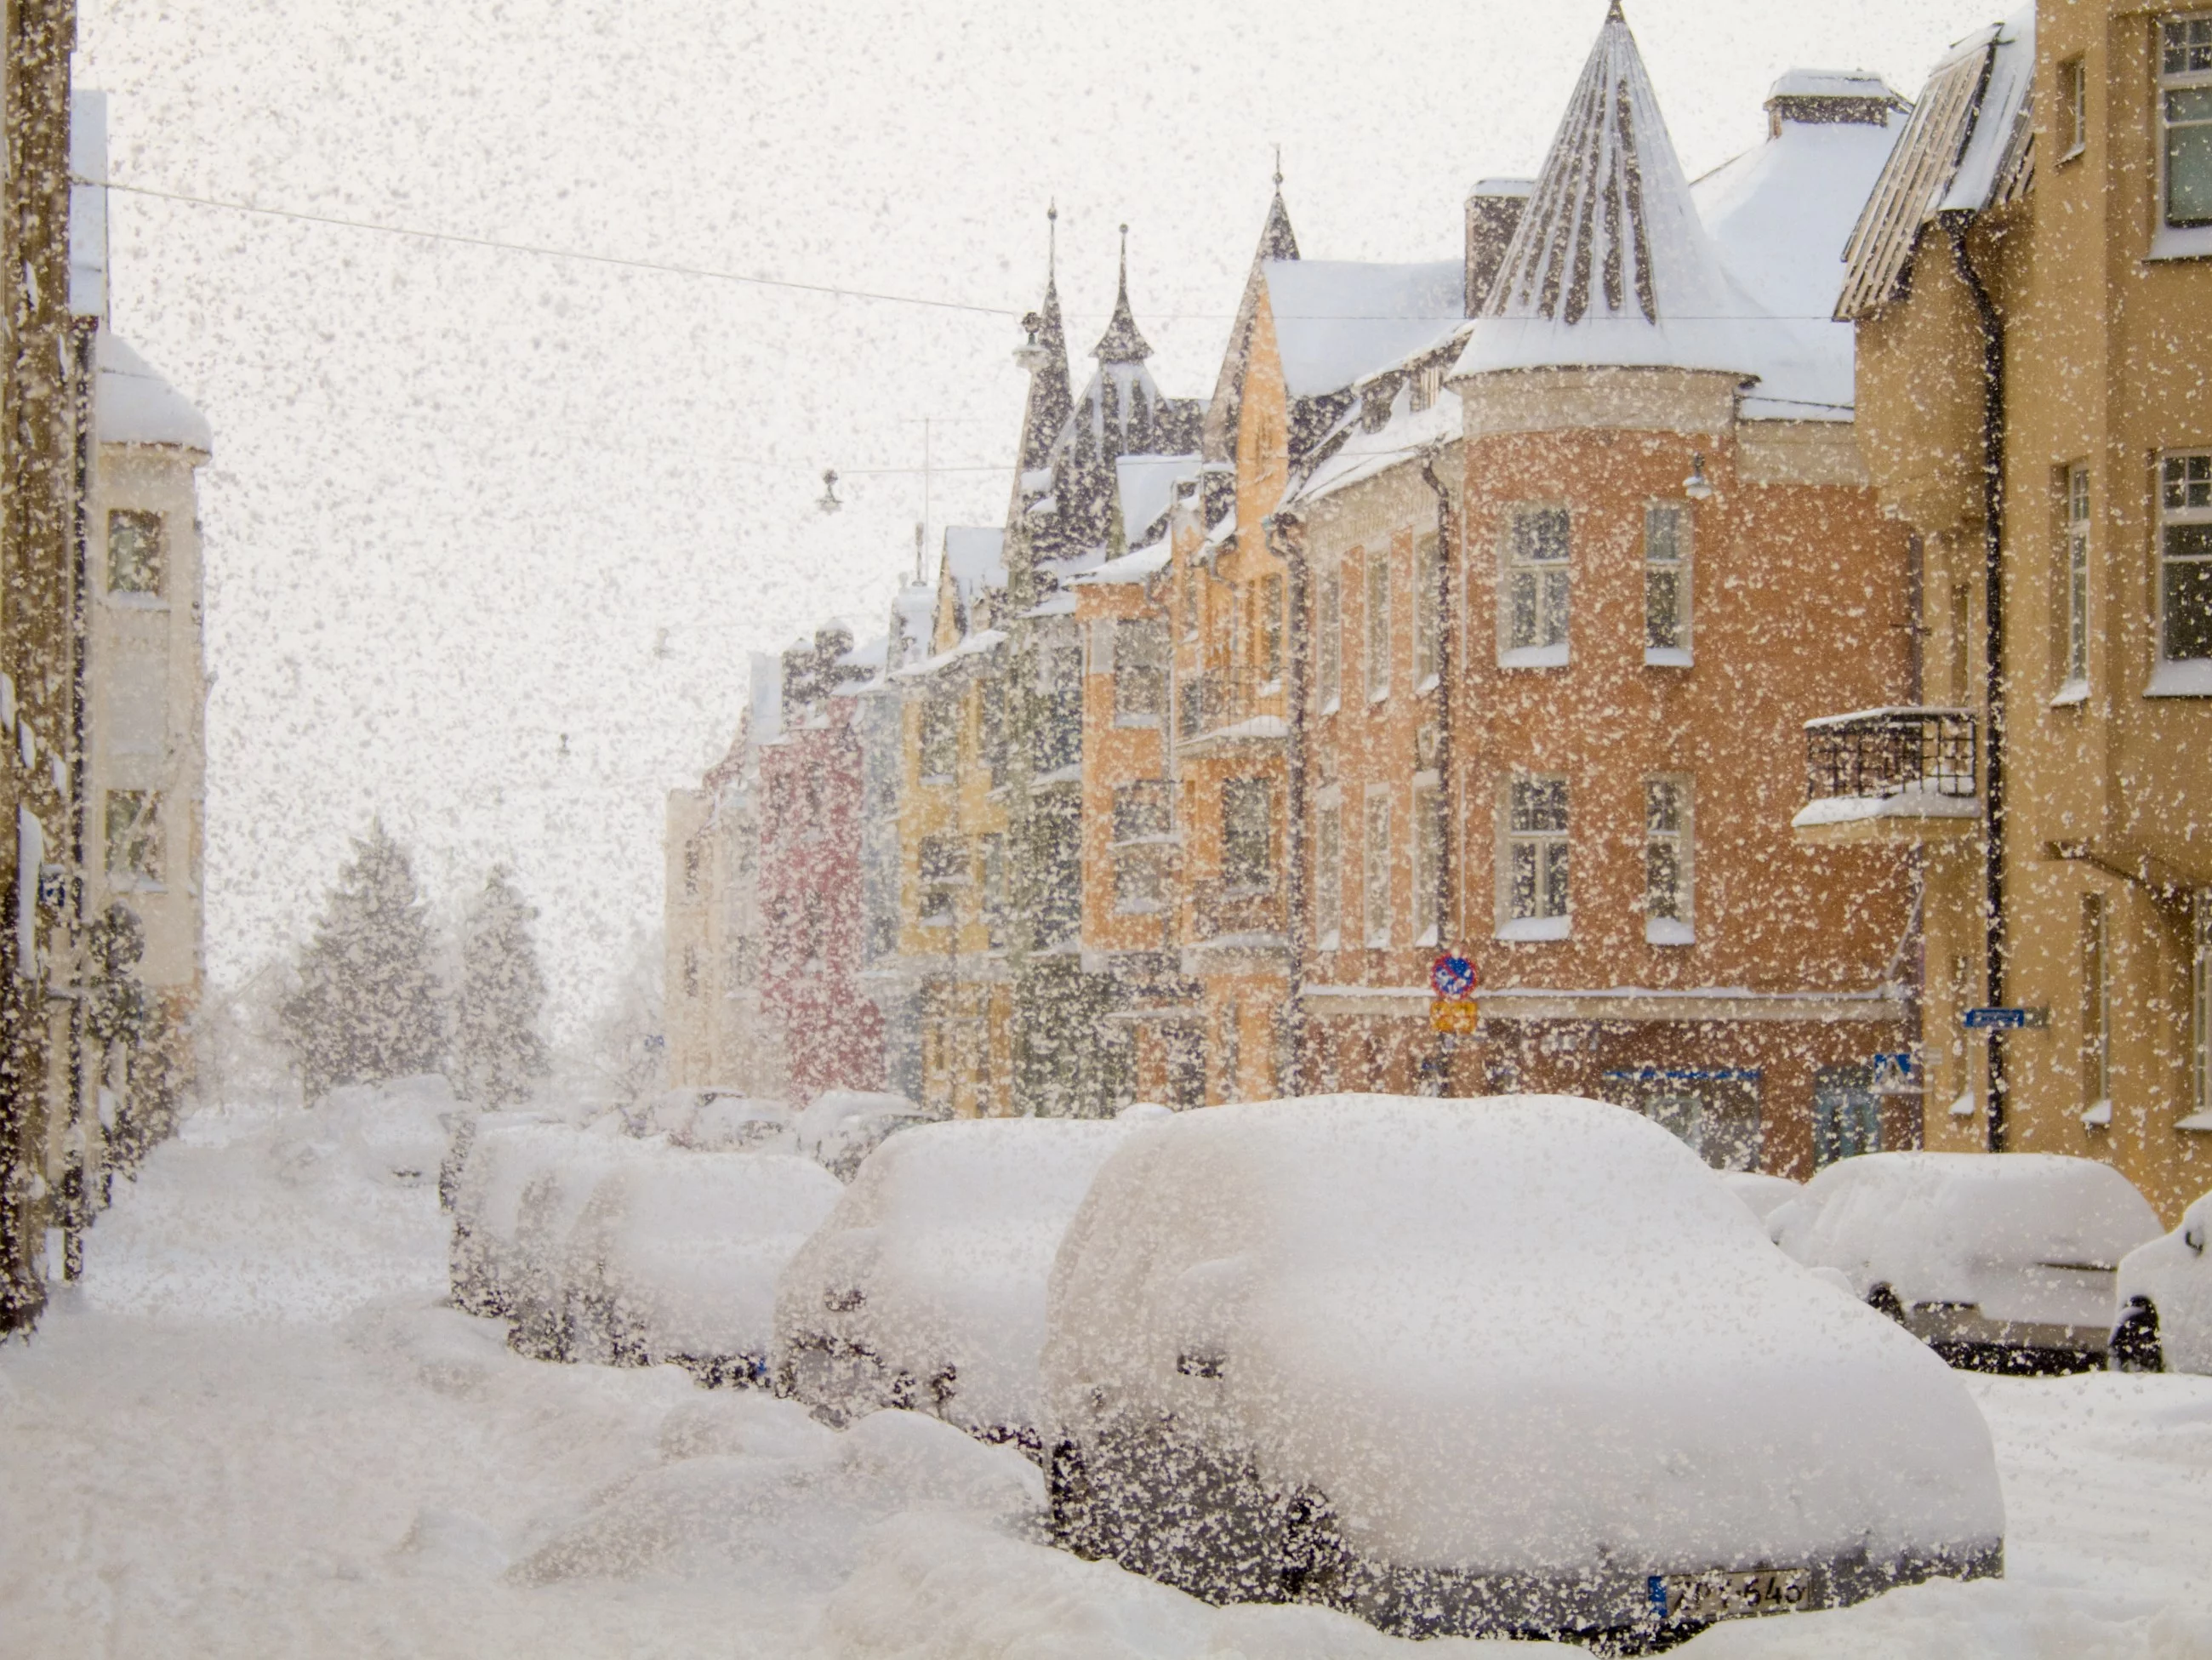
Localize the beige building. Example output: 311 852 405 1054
1833 3 2212 1220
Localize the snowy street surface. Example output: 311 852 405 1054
3 1105 2209 1659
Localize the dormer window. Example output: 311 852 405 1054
1410 365 1444 413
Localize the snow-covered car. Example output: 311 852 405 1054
774 1115 1133 1446
1719 1169 1800 1224
501 1125 649 1360
682 1094 796 1154
1042 1094 2003 1649
2112 1188 2212 1374
447 1116 619 1324
566 1146 841 1384
793 1089 939 1181
1770 1151 2164 1373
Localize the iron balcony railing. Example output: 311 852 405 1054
1176 667 1286 741
1804 706 1978 804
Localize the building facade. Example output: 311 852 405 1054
1835 2 2212 1220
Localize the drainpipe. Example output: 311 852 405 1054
1268 511 1308 1097
1417 447 1458 1091
1947 222 2007 1155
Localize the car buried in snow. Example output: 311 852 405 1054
2112 1187 2212 1374
1768 1151 2164 1374
1040 1094 2004 1651
773 1112 1149 1448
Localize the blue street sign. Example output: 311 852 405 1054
1964 1007 2049 1030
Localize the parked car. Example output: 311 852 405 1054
2112 1188 2212 1374
567 1147 841 1384
1719 1170 1801 1224
793 1090 939 1181
774 1114 1135 1446
1042 1094 2002 1650
446 1115 572 1317
1769 1151 2164 1373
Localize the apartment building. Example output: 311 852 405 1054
1834 3 2212 1218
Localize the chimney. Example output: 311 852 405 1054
1763 71 1906 139
1464 178 1534 316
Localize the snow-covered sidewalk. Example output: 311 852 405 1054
1 1104 2208 1658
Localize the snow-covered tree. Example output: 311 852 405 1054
450 867 550 1106
280 822 444 1100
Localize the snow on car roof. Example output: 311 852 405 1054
1045 1093 2001 1575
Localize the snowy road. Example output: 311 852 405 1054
2 1107 2209 1659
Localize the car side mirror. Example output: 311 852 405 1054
2186 1220 2205 1256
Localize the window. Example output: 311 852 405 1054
1644 503 1690 664
106 510 165 596
1411 363 1443 413
1318 569 1342 711
2158 453 2212 671
1412 780 1444 946
1363 791 1392 947
1259 573 1284 682
1502 505 1570 664
1035 804 1080 947
105 790 162 886
2062 464 2090 692
1365 550 1391 701
1949 580 1974 703
2083 893 2112 1114
980 833 1006 948
1414 533 1440 687
919 696 958 780
1222 778 1273 892
1501 774 1569 937
1114 618 1168 723
1113 779 1172 843
918 835 964 927
979 676 1007 782
2195 892 2210 1120
2162 15 2212 228
2061 55 2088 162
1315 801 1343 947
681 945 700 1000
1645 777 1693 945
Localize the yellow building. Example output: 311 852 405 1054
1832 3 2212 1218
896 528 1014 1117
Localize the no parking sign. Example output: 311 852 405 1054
1430 955 1479 1035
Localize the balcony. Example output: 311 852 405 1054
1792 707 1981 845
1175 668 1288 750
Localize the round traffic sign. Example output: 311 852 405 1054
1431 954 1477 1000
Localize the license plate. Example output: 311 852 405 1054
1650 1568 1812 1623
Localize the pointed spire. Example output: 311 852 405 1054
1480 0 1732 332
1091 221 1154 363
1012 203 1072 473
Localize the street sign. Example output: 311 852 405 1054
1431 955 1477 1001
1964 1007 2050 1030
1431 998 1480 1035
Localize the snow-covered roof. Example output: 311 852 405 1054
890 581 935 670
1261 260 1465 398
1289 378 1462 508
1457 5 1752 383
834 632 889 680
1072 539 1171 585
1115 452 1200 549
1837 10 2034 321
70 91 108 320
893 628 1007 682
942 526 1006 610
95 330 213 454
1769 69 1898 103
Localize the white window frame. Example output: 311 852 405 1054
1412 778 1443 947
2153 450 2212 695
1222 776 1274 893
1365 550 1392 703
1415 532 1441 690
2061 54 2088 163
1500 505 1570 668
1644 502 1691 667
1643 775 1693 946
1363 788 1392 948
2156 14 2212 257
1113 616 1169 727
2059 463 2090 700
1497 773 1570 941
1318 567 1342 714
1314 798 1343 950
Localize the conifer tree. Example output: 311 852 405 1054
451 867 550 1107
280 822 444 1100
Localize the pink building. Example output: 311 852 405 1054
756 624 885 1098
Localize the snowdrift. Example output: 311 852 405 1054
794 1090 938 1181
1043 1093 2004 1644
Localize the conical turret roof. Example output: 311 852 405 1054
1014 210 1074 473
1091 225 1153 363
1460 1 1751 379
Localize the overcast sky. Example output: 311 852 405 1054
76 0 2004 1038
